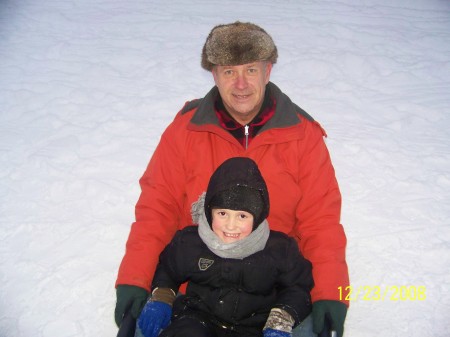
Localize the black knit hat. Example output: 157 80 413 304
201 21 278 71
205 157 269 230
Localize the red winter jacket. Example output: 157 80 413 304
116 82 349 306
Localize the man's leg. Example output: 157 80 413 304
292 314 317 337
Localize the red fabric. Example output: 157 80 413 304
116 105 349 306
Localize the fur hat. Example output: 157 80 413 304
201 21 278 71
205 157 270 230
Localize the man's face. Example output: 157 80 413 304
212 61 272 125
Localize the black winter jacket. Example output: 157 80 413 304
152 226 313 332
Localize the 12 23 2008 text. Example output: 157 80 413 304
338 286 426 301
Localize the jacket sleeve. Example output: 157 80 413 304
273 237 314 325
115 117 188 291
296 119 349 306
151 230 189 293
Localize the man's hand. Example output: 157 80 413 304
312 300 347 337
115 285 149 326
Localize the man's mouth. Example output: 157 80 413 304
233 94 251 100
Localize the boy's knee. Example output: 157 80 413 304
159 316 214 337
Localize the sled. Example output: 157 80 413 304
117 309 136 337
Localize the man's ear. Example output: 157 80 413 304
212 67 218 84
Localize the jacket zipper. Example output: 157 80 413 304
244 125 249 149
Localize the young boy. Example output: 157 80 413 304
135 157 313 337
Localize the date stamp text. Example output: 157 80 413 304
338 285 426 301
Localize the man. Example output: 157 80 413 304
115 21 349 337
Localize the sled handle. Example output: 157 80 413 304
117 309 136 337
318 313 337 337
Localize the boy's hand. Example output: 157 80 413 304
263 328 291 337
136 300 172 337
263 308 294 337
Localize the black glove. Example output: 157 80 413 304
115 285 149 327
312 300 347 337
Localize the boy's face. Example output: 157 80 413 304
211 208 254 243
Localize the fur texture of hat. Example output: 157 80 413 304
201 21 278 71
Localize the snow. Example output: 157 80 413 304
1 0 449 336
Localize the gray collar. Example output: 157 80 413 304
189 82 314 129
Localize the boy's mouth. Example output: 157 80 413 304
224 232 240 238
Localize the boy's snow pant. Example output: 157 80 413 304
159 314 262 337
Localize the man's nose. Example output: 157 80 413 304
234 72 248 89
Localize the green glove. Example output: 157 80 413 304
312 300 347 337
115 285 149 327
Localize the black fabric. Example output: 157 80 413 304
209 186 264 229
159 315 215 337
159 312 261 337
151 227 313 332
204 157 269 229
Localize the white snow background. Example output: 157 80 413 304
1 0 449 336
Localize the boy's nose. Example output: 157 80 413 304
225 218 237 230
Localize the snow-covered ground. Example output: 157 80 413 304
1 0 449 336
